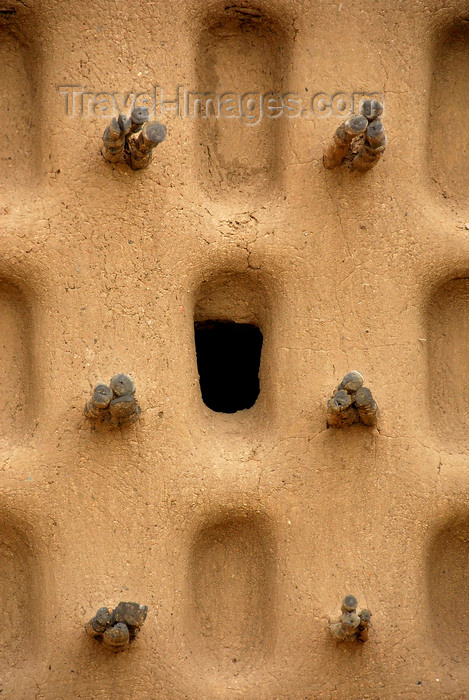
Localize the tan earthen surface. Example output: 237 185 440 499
0 0 468 698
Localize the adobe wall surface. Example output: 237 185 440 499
0 0 468 697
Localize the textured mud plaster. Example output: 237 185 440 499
0 512 45 671
1 0 469 698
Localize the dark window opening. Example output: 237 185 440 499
194 320 263 413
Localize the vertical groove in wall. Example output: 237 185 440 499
426 277 469 442
194 4 292 198
426 515 469 662
186 511 277 674
0 280 34 440
0 512 44 674
0 4 42 194
428 18 469 203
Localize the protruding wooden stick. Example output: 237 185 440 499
102 623 130 652
323 115 368 169
357 608 372 642
85 602 148 652
111 602 148 638
327 390 360 428
109 394 141 426
128 121 167 171
351 119 387 172
360 98 383 122
84 374 140 427
102 114 131 164
85 607 112 637
338 371 364 395
354 386 379 426
327 372 379 428
129 106 149 133
102 108 166 170
84 384 113 420
330 596 371 642
341 595 358 613
110 374 135 397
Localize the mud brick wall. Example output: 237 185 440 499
0 0 468 698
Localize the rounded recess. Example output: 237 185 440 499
0 512 44 673
0 7 41 191
427 516 469 662
194 4 292 195
186 511 277 672
428 19 469 203
426 277 469 441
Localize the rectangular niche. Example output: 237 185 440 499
186 512 276 674
426 516 469 663
428 19 469 203
426 277 469 440
194 6 292 196
0 6 40 192
0 281 33 439
0 515 43 673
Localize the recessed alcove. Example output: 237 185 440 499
186 512 276 672
428 19 469 203
426 516 469 662
0 281 34 438
0 513 43 672
194 4 292 195
0 5 40 192
426 277 469 440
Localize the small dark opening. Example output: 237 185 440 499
194 320 263 413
